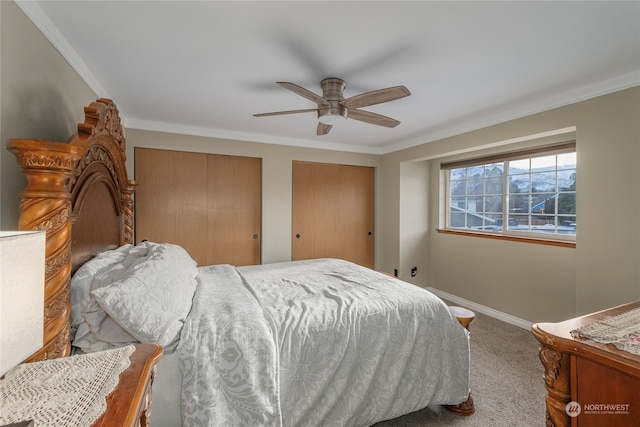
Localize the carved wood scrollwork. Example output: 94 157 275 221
121 184 135 245
70 98 135 247
8 98 135 362
7 141 83 361
540 346 563 388
538 344 571 427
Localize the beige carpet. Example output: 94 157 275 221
373 305 547 426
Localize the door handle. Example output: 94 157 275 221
253 234 259 240
295 234 301 239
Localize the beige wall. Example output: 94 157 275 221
1 1 97 229
3 1 638 324
383 87 640 322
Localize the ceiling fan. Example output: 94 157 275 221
254 78 410 136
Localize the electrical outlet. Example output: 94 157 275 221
411 266 417 277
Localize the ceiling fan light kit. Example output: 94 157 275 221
254 77 410 136
318 107 348 125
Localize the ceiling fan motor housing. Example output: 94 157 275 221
318 78 348 124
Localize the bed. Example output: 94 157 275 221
8 98 474 426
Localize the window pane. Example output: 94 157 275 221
531 172 557 192
469 196 482 213
558 169 576 190
531 154 557 170
450 180 466 196
484 163 504 177
557 152 576 169
485 177 503 195
531 214 555 231
511 214 530 228
485 195 502 213
509 193 530 214
450 168 466 180
509 158 529 173
509 174 530 193
531 194 555 214
450 196 467 210
558 216 576 233
557 192 576 215
450 212 466 228
467 165 483 178
467 179 483 196
506 217 520 230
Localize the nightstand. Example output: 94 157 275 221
93 343 163 427
1 343 163 427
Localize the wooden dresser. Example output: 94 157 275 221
93 343 163 427
532 301 640 427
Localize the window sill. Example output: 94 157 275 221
436 228 576 248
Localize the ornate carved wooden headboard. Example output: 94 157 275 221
8 98 135 361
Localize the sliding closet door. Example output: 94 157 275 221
206 154 261 266
135 148 261 266
292 162 342 260
135 148 208 259
292 161 374 268
338 164 375 268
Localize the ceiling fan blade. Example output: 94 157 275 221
253 108 317 117
341 85 410 109
348 109 401 128
317 122 332 136
276 82 331 107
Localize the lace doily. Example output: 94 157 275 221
0 345 135 427
570 307 640 356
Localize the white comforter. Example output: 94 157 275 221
177 259 470 427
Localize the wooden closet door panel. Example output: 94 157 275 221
292 162 341 261
135 148 208 262
312 163 341 258
135 148 171 243
174 151 209 262
206 154 261 266
291 161 315 260
292 161 373 267
339 165 375 268
233 156 262 265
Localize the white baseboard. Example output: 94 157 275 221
426 287 532 330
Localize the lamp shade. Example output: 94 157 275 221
0 230 45 375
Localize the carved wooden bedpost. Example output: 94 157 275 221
8 98 135 361
7 140 83 361
121 183 136 245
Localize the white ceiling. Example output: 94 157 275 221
19 1 640 154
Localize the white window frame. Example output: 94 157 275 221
442 141 576 243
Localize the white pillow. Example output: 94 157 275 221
71 244 134 328
71 243 150 351
89 243 198 348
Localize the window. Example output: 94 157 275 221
443 142 576 240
